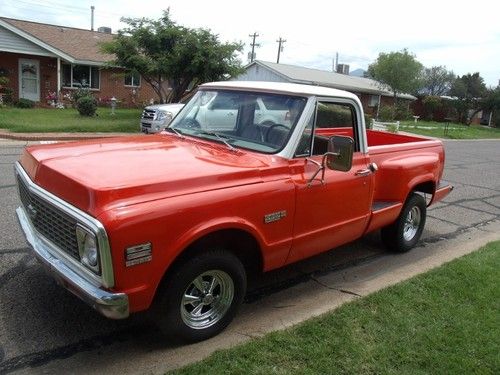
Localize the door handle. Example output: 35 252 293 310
355 169 371 176
355 163 378 177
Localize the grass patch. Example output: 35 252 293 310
399 120 500 139
0 107 141 133
172 241 500 374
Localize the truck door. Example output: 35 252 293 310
287 99 374 264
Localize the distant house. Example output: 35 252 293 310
0 17 157 106
234 60 416 116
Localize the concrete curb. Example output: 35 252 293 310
0 129 133 141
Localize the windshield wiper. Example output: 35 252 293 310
195 131 236 151
166 127 184 138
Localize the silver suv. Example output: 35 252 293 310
140 103 184 133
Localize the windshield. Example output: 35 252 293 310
169 89 307 153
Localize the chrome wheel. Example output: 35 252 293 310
403 206 421 242
180 270 234 330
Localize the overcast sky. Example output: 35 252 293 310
2 0 499 87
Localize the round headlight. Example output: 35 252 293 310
76 225 100 273
82 235 98 267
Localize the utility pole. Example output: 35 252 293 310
248 32 260 62
276 37 286 63
90 5 95 31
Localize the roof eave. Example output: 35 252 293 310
253 61 416 100
0 19 76 63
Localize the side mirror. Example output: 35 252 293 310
326 136 354 172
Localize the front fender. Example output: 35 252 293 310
99 178 295 312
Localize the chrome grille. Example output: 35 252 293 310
17 175 80 260
141 109 155 120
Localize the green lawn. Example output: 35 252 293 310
171 241 500 374
0 107 142 133
399 120 500 139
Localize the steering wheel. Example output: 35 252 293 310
181 118 201 129
265 123 289 143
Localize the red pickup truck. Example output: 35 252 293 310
15 81 452 342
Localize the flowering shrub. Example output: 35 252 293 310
98 96 112 106
45 91 57 101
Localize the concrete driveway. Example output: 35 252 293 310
0 138 499 374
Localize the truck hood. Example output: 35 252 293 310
145 103 184 113
20 134 283 216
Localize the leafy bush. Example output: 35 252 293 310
76 96 97 116
1 87 13 105
378 103 412 121
364 113 372 129
0 76 8 87
378 105 395 121
15 98 35 108
394 102 412 121
422 96 442 120
71 88 93 107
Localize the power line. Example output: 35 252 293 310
276 37 286 63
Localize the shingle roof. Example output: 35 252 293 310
0 17 114 64
251 61 416 100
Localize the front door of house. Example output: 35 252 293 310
19 59 40 102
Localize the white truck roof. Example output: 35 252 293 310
201 81 360 101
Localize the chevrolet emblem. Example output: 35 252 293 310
264 210 287 224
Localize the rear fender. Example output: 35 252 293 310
376 153 440 202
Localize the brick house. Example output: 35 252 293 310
0 17 158 107
234 61 417 117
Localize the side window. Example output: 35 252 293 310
316 102 355 128
295 101 358 157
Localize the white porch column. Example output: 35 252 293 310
57 57 61 98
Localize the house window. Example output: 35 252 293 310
62 64 100 89
368 95 380 107
124 72 141 87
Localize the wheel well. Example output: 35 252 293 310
167 229 263 281
412 181 435 195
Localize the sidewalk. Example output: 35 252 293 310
0 129 133 142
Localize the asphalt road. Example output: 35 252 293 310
0 138 499 374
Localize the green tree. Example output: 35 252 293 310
101 11 243 103
368 49 423 103
449 73 487 124
421 66 455 96
422 96 443 120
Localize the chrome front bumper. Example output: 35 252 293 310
16 205 129 319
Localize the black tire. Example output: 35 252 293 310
381 193 427 253
154 249 246 343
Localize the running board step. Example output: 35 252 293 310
372 201 401 212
